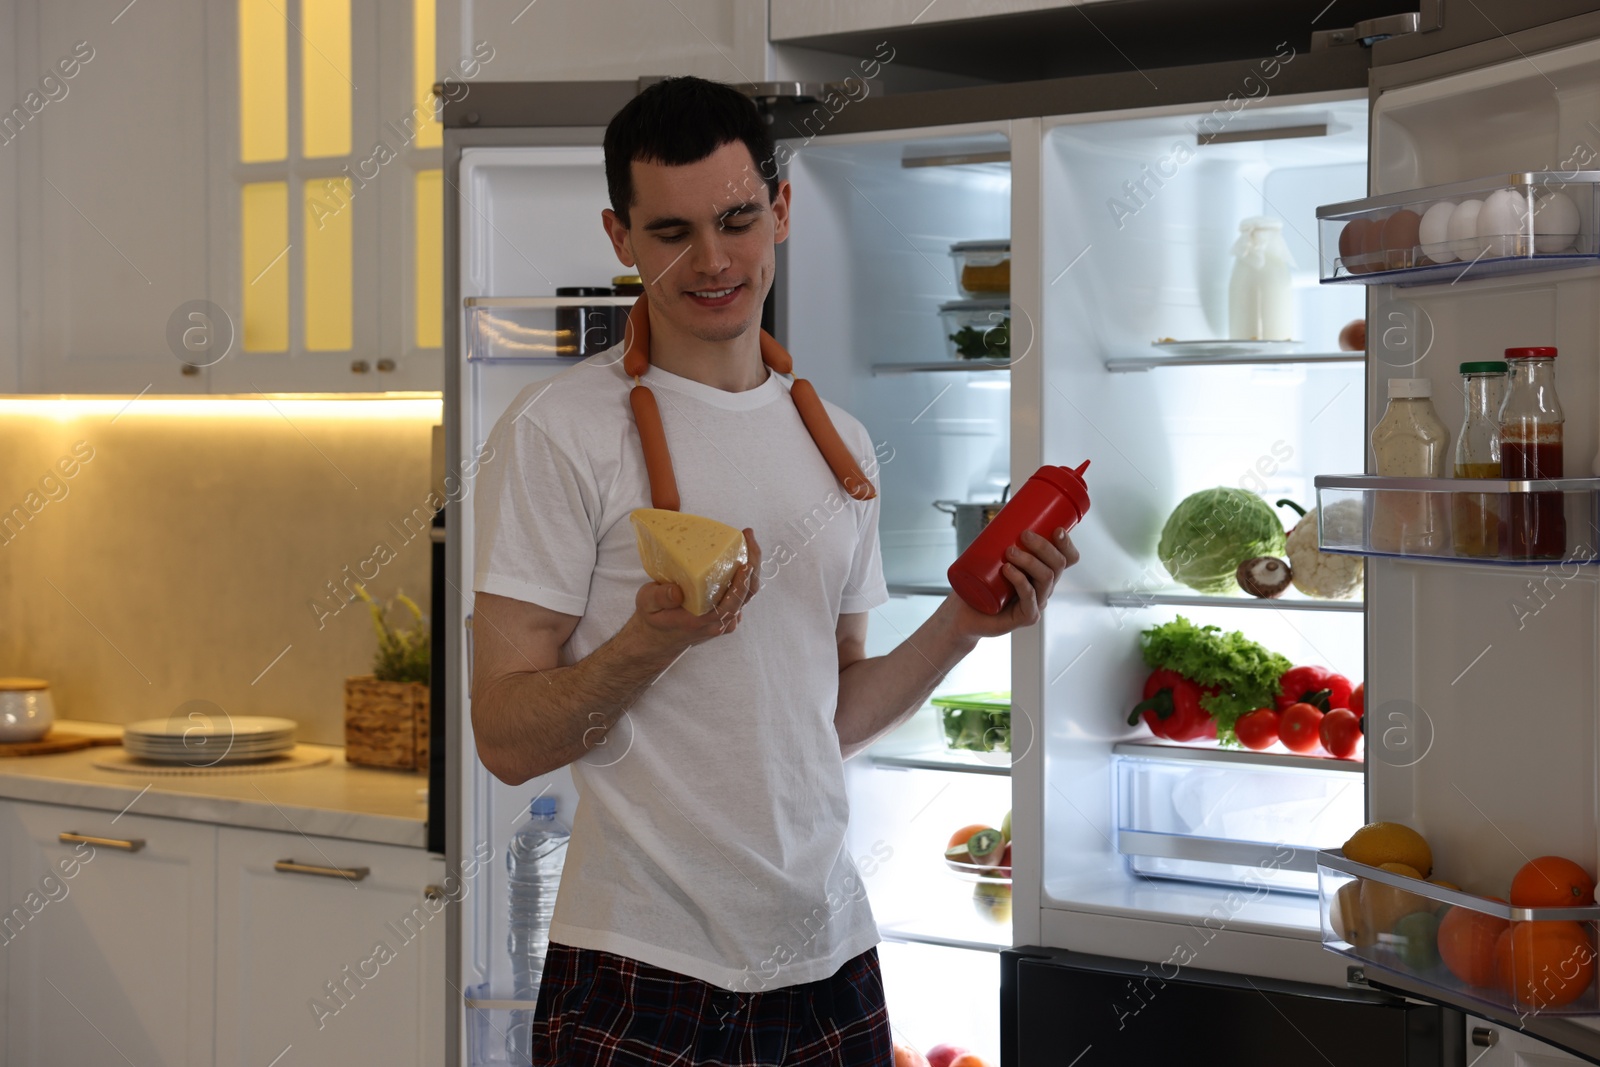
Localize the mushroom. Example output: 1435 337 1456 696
1236 556 1292 599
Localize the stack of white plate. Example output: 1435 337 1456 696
123 716 297 766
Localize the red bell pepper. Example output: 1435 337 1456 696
1275 665 1353 713
1128 669 1217 742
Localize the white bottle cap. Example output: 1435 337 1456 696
1387 377 1433 398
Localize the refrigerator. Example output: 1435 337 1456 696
442 6 1600 1063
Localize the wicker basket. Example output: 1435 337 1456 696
344 676 429 771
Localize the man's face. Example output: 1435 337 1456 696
603 140 790 345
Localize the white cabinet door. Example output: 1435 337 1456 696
1 801 217 1067
214 827 446 1067
16 0 212 393
769 0 1082 40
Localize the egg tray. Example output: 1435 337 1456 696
1316 171 1600 286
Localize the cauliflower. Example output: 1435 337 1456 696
1285 500 1364 599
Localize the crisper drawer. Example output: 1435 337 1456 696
1113 742 1364 894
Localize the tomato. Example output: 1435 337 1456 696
1319 708 1363 760
1235 708 1281 751
1279 702 1325 754
1350 683 1364 716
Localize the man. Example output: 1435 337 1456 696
472 76 1078 1066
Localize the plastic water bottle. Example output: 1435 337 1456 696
505 796 568 1060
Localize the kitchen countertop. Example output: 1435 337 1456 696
0 721 430 848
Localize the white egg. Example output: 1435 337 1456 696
1533 189 1579 253
1418 201 1457 263
1477 188 1531 257
1448 199 1485 260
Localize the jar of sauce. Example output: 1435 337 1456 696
1452 360 1507 558
1499 346 1565 559
1371 377 1451 555
948 462 1090 615
555 286 614 358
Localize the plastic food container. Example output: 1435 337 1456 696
939 299 1010 360
933 692 1010 757
1319 849 1600 1016
950 239 1011 296
1317 172 1596 286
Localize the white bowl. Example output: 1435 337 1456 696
0 679 54 742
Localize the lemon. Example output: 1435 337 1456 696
1343 822 1433 878
1360 862 1432 936
1330 881 1368 947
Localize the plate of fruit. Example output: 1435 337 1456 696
944 812 1012 885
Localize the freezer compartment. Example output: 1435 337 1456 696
1320 850 1600 1018
1317 172 1598 286
1315 475 1600 565
464 297 635 363
1113 743 1362 895
463 985 541 1066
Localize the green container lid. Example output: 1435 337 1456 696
1460 361 1509 374
931 691 1011 712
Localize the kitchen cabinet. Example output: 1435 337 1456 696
14 0 213 394
769 0 1090 39
438 0 765 82
1 800 217 1067
214 826 446 1067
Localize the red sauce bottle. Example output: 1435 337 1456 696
948 462 1091 615
1498 346 1565 559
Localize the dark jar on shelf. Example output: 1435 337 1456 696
1498 346 1565 559
555 286 615 358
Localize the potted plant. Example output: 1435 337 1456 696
343 586 430 771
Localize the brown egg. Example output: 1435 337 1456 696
1338 218 1372 274
1361 215 1389 274
1382 209 1423 269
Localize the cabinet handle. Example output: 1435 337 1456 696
274 859 369 882
1471 1028 1498 1048
60 832 144 852
424 884 445 901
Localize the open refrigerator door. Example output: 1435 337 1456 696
1303 16 1600 1064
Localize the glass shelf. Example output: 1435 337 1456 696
1105 348 1361 373
1319 849 1600 1017
887 581 953 597
1104 590 1363 613
869 748 1011 777
1315 474 1600 566
1317 171 1600 287
871 359 1011 375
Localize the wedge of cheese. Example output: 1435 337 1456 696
629 508 749 616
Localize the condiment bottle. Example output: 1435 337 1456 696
1228 217 1294 341
1499 346 1566 559
1452 360 1508 558
1370 378 1451 555
948 462 1090 615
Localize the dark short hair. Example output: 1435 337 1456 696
603 77 779 227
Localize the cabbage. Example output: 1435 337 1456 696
1158 488 1287 595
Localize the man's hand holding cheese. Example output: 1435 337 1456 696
470 76 1077 1067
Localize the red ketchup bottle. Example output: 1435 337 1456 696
948 462 1091 615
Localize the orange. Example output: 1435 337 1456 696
1438 903 1511 988
1427 878 1462 914
1510 857 1596 908
1493 921 1597 1009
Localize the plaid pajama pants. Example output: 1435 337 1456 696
528 942 893 1066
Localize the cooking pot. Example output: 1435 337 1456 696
933 484 1011 554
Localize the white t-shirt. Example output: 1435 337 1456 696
473 347 890 992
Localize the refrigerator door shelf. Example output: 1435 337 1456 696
1319 850 1600 1018
464 297 637 364
1316 172 1600 285
463 985 541 1067
1114 744 1364 896
1315 476 1600 566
